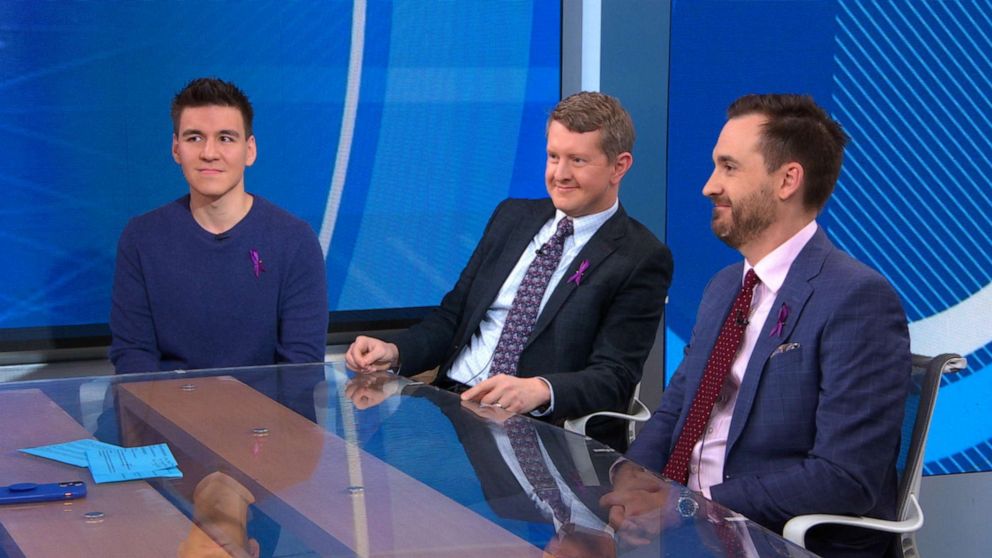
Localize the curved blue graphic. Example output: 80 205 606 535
830 0 992 475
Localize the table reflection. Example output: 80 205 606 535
341 370 805 558
0 362 812 557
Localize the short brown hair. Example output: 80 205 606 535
548 91 635 161
727 94 848 211
171 77 254 137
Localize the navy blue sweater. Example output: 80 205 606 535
109 195 328 373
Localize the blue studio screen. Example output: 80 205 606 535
0 2 560 329
665 0 992 476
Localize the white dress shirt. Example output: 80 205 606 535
447 200 619 412
689 220 818 497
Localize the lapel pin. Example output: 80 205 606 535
769 303 789 337
250 249 266 278
568 259 590 286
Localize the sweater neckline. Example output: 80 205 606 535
181 194 261 241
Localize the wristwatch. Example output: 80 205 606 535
676 488 699 518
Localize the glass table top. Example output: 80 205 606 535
0 361 815 557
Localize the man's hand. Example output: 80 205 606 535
345 335 399 373
600 462 678 548
460 375 551 414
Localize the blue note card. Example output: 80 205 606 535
86 443 183 484
20 439 122 467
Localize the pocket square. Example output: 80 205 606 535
772 342 800 356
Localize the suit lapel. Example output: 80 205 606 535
689 268 746 377
725 229 833 453
462 200 555 340
527 207 627 346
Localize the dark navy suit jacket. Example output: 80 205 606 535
627 228 911 557
393 198 673 450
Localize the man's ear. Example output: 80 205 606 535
246 135 257 167
610 152 633 186
777 161 804 202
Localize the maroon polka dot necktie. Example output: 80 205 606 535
490 217 574 377
662 269 760 486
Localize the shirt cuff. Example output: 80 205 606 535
608 457 637 483
529 376 555 417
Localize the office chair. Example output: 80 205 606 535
563 382 651 446
783 352 966 558
564 301 668 446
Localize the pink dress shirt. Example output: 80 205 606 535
689 221 819 497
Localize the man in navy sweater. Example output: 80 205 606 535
109 78 328 373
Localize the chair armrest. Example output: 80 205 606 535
563 396 651 436
782 495 924 548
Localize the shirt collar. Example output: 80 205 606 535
554 199 619 246
744 220 818 294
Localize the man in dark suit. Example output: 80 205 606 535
346 92 673 450
613 94 911 557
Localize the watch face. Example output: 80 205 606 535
677 495 699 518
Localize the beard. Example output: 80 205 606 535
711 184 776 249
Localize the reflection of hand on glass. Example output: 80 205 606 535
460 398 516 424
543 523 617 558
178 471 260 558
610 461 667 493
344 371 402 410
599 462 679 549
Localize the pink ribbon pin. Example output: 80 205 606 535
568 259 590 286
250 249 266 278
769 303 789 337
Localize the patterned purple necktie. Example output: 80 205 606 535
505 415 572 524
663 269 760 485
490 217 574 377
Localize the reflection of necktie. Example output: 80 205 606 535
663 270 760 485
709 514 747 558
505 415 572 524
490 218 574 377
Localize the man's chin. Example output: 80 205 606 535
711 224 741 249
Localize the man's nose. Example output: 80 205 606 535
554 160 572 181
200 138 219 160
701 171 719 197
